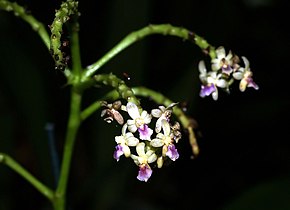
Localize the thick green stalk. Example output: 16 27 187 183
0 153 54 201
53 17 83 210
82 24 216 81
53 89 81 210
70 22 82 82
0 0 50 48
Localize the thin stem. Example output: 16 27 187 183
54 88 82 210
94 73 140 106
82 24 216 81
0 0 50 48
80 90 119 122
0 153 54 201
70 22 82 83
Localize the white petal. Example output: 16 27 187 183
151 109 162 118
130 154 139 165
115 135 125 144
150 139 164 147
216 79 227 88
142 111 152 124
121 124 128 135
216 46 226 58
155 118 162 133
147 153 157 164
126 102 140 119
198 60 207 75
212 90 218 100
127 121 137 133
127 136 139 146
122 145 131 157
161 119 171 136
241 56 250 69
233 72 243 80
211 62 220 71
136 142 146 156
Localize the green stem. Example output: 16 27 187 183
82 24 216 81
0 0 50 48
70 22 82 83
0 153 54 201
80 90 119 122
54 89 82 210
52 5 82 209
94 73 140 106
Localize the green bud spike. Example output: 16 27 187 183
50 0 79 70
94 73 141 108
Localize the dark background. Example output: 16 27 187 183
1 0 290 209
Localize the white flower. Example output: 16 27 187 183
199 60 228 100
114 124 139 158
151 102 178 133
126 102 153 140
150 120 172 148
130 142 157 182
233 56 259 92
211 46 234 75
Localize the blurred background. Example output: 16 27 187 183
1 0 290 209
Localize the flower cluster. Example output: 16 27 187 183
101 101 181 182
199 46 259 100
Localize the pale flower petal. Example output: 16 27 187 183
126 102 140 119
136 142 146 156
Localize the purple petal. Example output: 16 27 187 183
113 145 123 161
200 84 216 98
222 65 233 75
247 78 259 90
138 124 153 140
137 164 152 182
166 144 179 161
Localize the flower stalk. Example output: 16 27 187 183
0 153 54 201
82 24 216 81
0 0 50 48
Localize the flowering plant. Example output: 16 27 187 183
0 0 258 209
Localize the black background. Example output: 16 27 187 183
1 0 290 209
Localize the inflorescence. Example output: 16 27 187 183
199 46 259 100
101 47 259 182
101 100 181 182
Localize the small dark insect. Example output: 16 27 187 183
101 101 124 125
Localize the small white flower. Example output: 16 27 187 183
150 120 172 148
126 102 153 140
131 142 157 166
233 56 259 92
114 124 139 158
199 60 228 100
211 46 233 75
130 142 157 182
151 102 178 133
150 120 179 161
